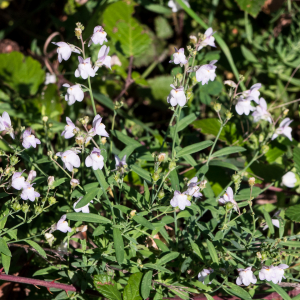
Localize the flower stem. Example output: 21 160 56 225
88 76 97 116
172 106 182 160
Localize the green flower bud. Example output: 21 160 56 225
22 203 30 213
0 150 6 156
176 73 183 82
261 145 269 154
48 197 57 205
152 172 160 182
35 206 43 215
10 156 18 166
41 198 47 204
225 110 233 120
187 195 192 201
225 202 234 210
169 161 176 170
12 202 21 212
48 123 53 128
261 252 268 260
158 190 165 200
213 103 221 113
259 133 264 143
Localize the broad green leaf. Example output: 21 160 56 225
1 253 10 274
66 213 111 224
93 225 105 237
143 263 173 274
123 272 143 300
206 240 218 265
52 178 68 188
285 204 300 222
177 210 191 219
268 282 292 300
26 240 47 258
94 274 122 300
133 215 155 230
141 270 153 299
177 113 197 132
212 146 246 158
263 209 274 234
0 238 11 257
177 141 213 157
169 169 180 191
223 282 252 300
241 45 259 62
209 160 239 171
131 165 152 183
157 252 179 265
113 228 124 265
293 147 300 174
235 0 265 18
190 241 204 260
75 189 98 209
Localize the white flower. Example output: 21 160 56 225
94 45 111 72
85 147 104 170
252 98 272 123
44 73 56 85
70 178 80 188
259 266 277 283
56 215 72 233
27 170 37 183
236 267 257 286
281 171 297 188
75 57 95 79
111 55 122 66
272 118 293 141
196 60 217 85
224 80 237 88
169 47 187 65
92 114 109 137
273 264 289 284
88 26 107 47
170 191 191 210
242 83 261 104
115 155 127 169
22 129 41 149
21 183 40 202
235 96 255 116
11 171 27 190
168 0 190 12
263 219 280 231
45 232 55 247
56 150 80 172
185 177 202 198
63 84 84 105
48 176 55 187
61 117 78 139
167 85 186 107
0 111 14 139
219 187 239 212
73 197 93 213
197 28 216 51
198 269 214 284
52 42 80 63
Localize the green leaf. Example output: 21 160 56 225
263 209 274 234
241 45 259 63
206 240 218 265
268 281 292 300
93 169 109 191
209 160 239 171
293 147 300 174
154 16 173 39
143 263 173 274
157 252 179 265
93 225 105 237
113 228 124 265
94 274 122 300
223 282 252 300
145 4 171 14
177 210 191 219
141 270 153 299
235 0 265 18
0 238 11 257
111 130 141 147
33 266 67 277
0 52 45 96
131 165 152 183
177 113 197 132
1 253 10 274
177 141 213 157
279 241 300 248
169 169 180 191
285 204 300 222
144 180 150 203
66 213 111 224
75 189 98 209
133 215 155 230
190 241 204 260
26 240 47 258
123 272 143 300
51 178 68 188
212 146 246 158
204 293 214 300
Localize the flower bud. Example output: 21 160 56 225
45 233 55 247
101 137 107 145
258 133 264 143
190 35 197 44
224 80 237 88
12 202 21 212
176 73 183 82
75 28 82 39
169 161 176 170
53 155 58 160
191 76 198 86
42 116 49 123
47 151 53 158
0 150 5 156
248 177 255 186
158 190 165 200
75 136 85 146
239 74 245 81
27 170 36 182
283 109 289 116
130 210 136 217
256 252 262 259
261 252 268 260
41 197 47 204
158 153 167 162
213 103 221 113
35 206 43 215
22 203 30 213
200 180 207 190
232 174 240 183
48 123 53 128
48 196 57 205
261 145 269 154
186 91 193 100
187 195 192 201
225 202 234 211
152 172 160 182
10 156 18 166
225 110 232 120
48 176 55 187
70 179 80 188
73 168 78 174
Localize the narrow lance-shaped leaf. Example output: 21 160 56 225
113 227 125 265
177 141 213 157
206 240 219 265
141 271 153 299
75 189 98 209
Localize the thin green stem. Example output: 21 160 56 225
174 210 178 243
110 110 117 157
172 107 182 160
88 76 97 116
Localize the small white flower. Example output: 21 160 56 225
94 45 111 72
22 129 41 149
48 176 55 186
11 171 27 190
196 60 217 85
263 219 280 231
0 111 14 139
236 267 257 286
56 150 81 172
45 232 55 247
92 114 109 137
21 183 40 202
259 266 277 283
88 26 108 47
197 27 216 51
224 80 237 88
185 177 202 198
75 57 95 79
115 155 127 169
61 117 78 139
272 118 293 141
167 85 186 107
56 215 72 233
168 0 190 12
242 83 261 104
170 191 191 210
70 178 80 188
44 73 56 85
52 42 80 63
27 170 37 183
219 187 239 212
273 264 289 284
111 55 122 66
63 84 84 106
252 98 272 123
235 96 255 116
73 197 93 213
281 171 297 188
198 269 214 284
169 47 187 65
85 147 104 170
